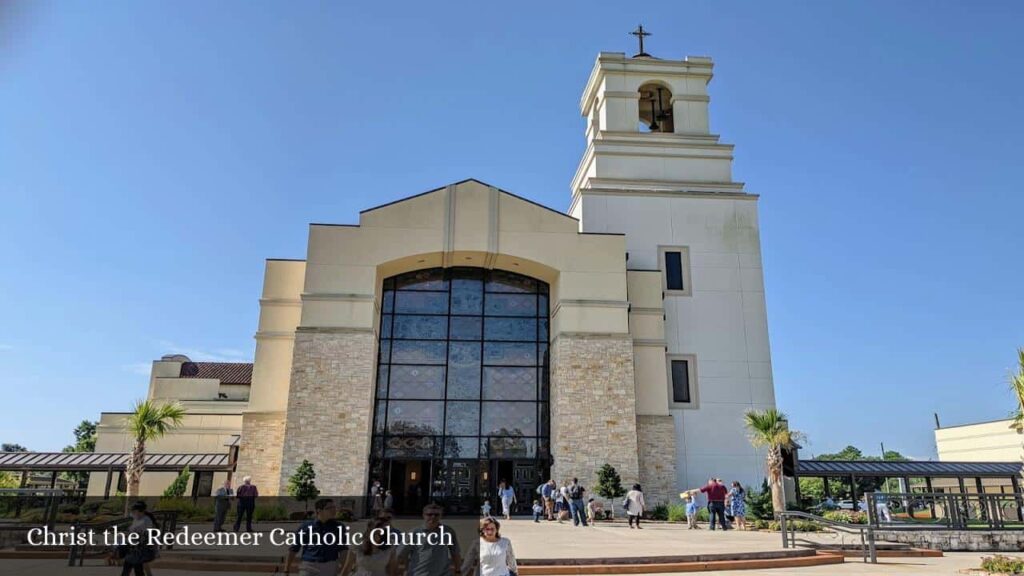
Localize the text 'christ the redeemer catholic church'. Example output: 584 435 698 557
90 45 776 512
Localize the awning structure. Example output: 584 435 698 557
0 452 233 472
797 459 1023 479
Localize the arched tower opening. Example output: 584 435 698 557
638 82 674 133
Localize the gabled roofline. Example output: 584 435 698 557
356 178 578 224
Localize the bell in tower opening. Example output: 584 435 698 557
638 83 674 133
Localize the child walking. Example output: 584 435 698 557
532 500 543 522
682 492 701 529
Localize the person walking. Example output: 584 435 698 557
340 517 397 576
212 479 233 532
540 480 555 520
698 478 729 531
680 492 700 529
498 481 516 520
568 478 588 527
728 482 747 531
118 501 158 576
233 475 259 533
398 503 462 576
284 498 348 576
624 484 645 529
370 480 384 517
462 517 518 576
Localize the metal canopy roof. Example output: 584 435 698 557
797 459 1023 478
0 452 232 472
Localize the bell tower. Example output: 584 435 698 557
569 39 776 492
569 51 746 219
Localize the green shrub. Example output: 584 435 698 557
649 503 668 521
752 519 770 530
767 519 821 532
696 507 709 522
162 466 191 498
981 555 1024 574
746 479 773 520
666 503 687 522
822 510 867 524
254 504 289 522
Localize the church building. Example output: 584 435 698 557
89 48 776 511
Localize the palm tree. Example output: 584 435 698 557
744 408 803 516
1008 349 1024 432
123 399 186 510
1006 349 1024 489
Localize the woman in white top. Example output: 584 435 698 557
341 518 396 576
497 481 516 520
462 517 518 576
625 483 646 529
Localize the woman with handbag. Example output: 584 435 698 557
624 484 645 529
462 517 518 576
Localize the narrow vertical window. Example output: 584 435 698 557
665 251 684 291
660 246 691 296
670 359 691 403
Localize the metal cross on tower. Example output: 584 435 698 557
630 25 651 57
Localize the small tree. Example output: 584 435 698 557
746 479 774 520
287 460 320 512
595 463 626 499
162 466 190 498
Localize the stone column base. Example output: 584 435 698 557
278 329 377 495
550 334 640 488
636 414 678 506
236 411 286 496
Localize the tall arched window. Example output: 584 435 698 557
370 267 550 514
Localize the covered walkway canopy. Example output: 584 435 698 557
0 452 235 498
795 459 1024 502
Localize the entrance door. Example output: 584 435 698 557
386 460 431 515
490 460 546 515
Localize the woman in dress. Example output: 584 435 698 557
341 517 397 576
497 481 516 520
462 517 518 576
625 483 646 529
728 481 747 531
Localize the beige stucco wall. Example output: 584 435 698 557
936 419 1024 463
274 179 648 495
86 411 241 496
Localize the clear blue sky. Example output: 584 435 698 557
2 1 1022 459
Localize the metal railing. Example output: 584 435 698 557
865 492 1024 531
67 510 179 567
779 510 877 563
0 488 67 527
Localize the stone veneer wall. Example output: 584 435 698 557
636 415 678 505
550 334 640 487
876 529 1024 551
236 412 286 495
278 329 376 495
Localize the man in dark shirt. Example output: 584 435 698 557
568 478 588 527
699 478 730 531
233 475 259 532
285 498 348 576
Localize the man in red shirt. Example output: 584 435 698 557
699 478 730 531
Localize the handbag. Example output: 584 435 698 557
622 497 630 511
